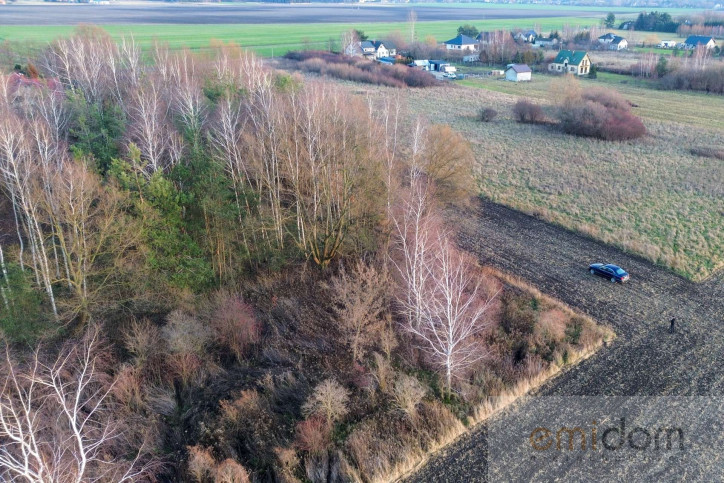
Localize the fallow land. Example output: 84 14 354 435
394 76 724 280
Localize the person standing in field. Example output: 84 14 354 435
669 317 676 334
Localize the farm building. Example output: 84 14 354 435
408 59 431 71
683 36 717 49
444 34 479 51
505 64 532 82
548 50 591 76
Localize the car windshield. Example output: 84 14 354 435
613 268 626 275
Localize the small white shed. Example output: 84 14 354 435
505 64 532 82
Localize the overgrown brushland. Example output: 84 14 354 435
0 26 612 482
397 75 724 280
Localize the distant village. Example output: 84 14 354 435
344 26 719 82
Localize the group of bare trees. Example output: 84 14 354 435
0 329 155 482
391 178 499 394
0 90 134 323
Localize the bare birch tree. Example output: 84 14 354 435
0 328 156 482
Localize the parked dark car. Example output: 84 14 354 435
589 263 629 283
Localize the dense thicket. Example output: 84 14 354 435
555 82 646 141
284 50 439 88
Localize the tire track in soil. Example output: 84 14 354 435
406 199 724 482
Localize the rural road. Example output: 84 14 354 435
407 199 724 482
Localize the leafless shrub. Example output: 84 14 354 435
274 447 301 482
557 87 646 141
323 261 387 362
513 99 546 124
214 458 251 483
210 290 261 361
582 87 630 110
691 146 724 160
294 416 331 455
286 51 438 88
113 363 146 413
479 107 498 122
163 309 211 355
372 352 394 395
187 445 216 482
393 374 427 418
419 125 476 203
302 378 350 425
123 317 162 366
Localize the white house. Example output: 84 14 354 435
444 34 479 51
610 36 628 50
683 35 717 50
598 33 627 50
659 40 678 48
354 40 396 59
515 29 538 43
505 64 532 82
371 40 396 58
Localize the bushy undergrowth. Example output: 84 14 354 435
691 145 724 160
512 99 546 124
558 87 646 141
119 262 608 482
285 50 439 88
660 65 724 94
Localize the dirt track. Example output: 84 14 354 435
406 199 724 482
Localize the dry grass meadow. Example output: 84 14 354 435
387 75 724 281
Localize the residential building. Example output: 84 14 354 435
505 64 532 82
444 34 479 51
548 50 591 76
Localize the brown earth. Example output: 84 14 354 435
406 199 724 482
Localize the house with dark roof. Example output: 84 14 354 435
352 40 397 59
610 36 628 50
548 50 591 76
358 41 376 57
505 64 532 82
534 36 559 48
683 36 717 50
619 21 634 30
514 29 538 43
371 40 397 58
444 34 479 52
598 33 627 50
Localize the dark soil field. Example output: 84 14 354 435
406 199 724 481
0 3 609 25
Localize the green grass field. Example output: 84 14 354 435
0 16 612 57
395 74 723 280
